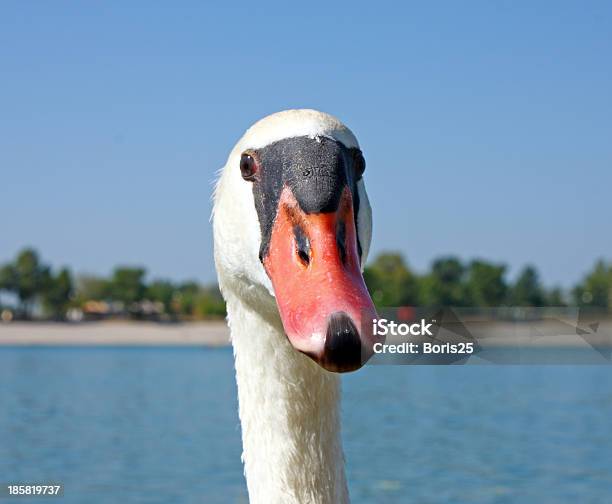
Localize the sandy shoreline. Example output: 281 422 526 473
0 321 231 346
0 320 610 348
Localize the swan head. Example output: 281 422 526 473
213 109 381 372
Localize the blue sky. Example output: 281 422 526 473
1 1 610 288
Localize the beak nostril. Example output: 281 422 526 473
336 221 347 265
297 249 310 265
293 224 311 266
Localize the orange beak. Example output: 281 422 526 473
263 186 380 372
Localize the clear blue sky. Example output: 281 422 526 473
1 1 610 288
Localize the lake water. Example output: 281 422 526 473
0 347 611 503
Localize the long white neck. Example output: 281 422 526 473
226 293 349 504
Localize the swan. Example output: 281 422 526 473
213 109 380 504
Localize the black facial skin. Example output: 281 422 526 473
246 136 364 263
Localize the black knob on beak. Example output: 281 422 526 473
322 312 363 372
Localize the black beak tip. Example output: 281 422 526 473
321 312 365 373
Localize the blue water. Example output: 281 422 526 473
0 348 611 503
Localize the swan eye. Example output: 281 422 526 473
240 153 259 181
353 151 365 179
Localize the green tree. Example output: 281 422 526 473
466 260 507 307
420 257 466 306
573 259 612 309
147 280 177 315
363 253 420 306
0 249 50 318
0 264 18 293
193 286 226 319
16 249 50 316
108 267 146 305
175 281 200 316
546 287 566 306
43 268 74 319
510 266 545 306
75 275 110 301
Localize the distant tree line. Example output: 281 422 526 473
363 253 612 310
1 248 611 320
0 248 225 321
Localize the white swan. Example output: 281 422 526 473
213 109 380 504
